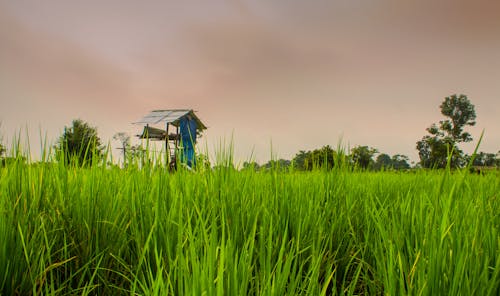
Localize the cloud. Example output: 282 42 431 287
1 1 498 161
204 24 332 73
0 9 138 121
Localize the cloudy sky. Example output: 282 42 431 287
1 0 499 163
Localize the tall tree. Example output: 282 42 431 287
350 146 378 169
416 94 476 168
56 119 103 166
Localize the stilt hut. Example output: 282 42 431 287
134 109 206 168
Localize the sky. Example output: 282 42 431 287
1 0 499 164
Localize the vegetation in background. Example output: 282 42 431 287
350 145 378 169
374 153 411 170
0 124 5 158
113 132 131 164
472 151 500 167
291 145 345 170
416 94 476 168
290 146 412 172
55 119 104 166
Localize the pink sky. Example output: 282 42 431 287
1 0 499 163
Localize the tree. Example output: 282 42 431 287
350 146 377 169
472 152 498 167
374 153 392 170
0 129 5 157
113 132 131 165
242 161 260 171
309 146 336 170
439 95 476 143
292 150 310 170
374 153 411 170
56 119 103 166
391 154 410 170
292 146 346 170
263 159 291 170
416 94 476 168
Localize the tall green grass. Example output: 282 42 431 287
0 149 499 295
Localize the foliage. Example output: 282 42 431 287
374 153 411 170
0 128 4 158
374 153 392 170
291 150 310 170
242 161 260 171
1 151 499 295
308 145 337 169
472 151 499 167
55 119 103 166
391 154 411 170
292 145 339 170
439 94 476 142
196 153 212 170
416 135 459 168
416 94 476 168
263 158 291 170
350 145 378 169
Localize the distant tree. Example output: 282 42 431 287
292 150 310 170
416 135 456 168
113 132 131 165
374 153 411 170
391 154 411 170
263 159 291 170
374 153 392 170
0 129 4 157
0 143 5 158
308 146 336 170
242 161 260 171
350 146 378 169
292 146 345 170
416 94 476 168
472 152 498 167
56 119 103 166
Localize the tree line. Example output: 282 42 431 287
243 145 411 171
1 94 498 169
246 94 498 171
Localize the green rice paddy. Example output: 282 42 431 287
0 154 499 295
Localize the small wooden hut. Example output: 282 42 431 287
134 109 206 167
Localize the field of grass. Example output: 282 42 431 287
0 156 499 295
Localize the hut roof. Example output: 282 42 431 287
134 109 207 130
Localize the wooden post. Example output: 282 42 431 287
166 123 170 163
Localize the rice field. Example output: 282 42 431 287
0 155 499 295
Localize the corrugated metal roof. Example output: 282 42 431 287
134 109 207 130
